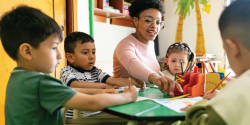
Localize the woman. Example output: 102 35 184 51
113 0 182 96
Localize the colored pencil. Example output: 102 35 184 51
128 77 131 89
202 62 209 73
185 61 193 72
184 62 191 72
189 61 196 72
168 94 190 101
181 60 183 75
174 73 177 81
207 58 216 72
209 72 231 94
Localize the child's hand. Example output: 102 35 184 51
180 105 193 111
203 89 219 100
123 85 138 102
105 84 120 89
132 79 146 91
99 89 118 94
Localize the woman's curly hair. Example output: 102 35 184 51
129 0 165 19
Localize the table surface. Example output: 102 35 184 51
103 84 186 122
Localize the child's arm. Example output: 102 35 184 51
203 89 220 100
72 88 118 94
106 77 146 91
70 81 119 89
63 85 138 111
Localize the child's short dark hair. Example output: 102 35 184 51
0 6 63 60
219 1 250 51
64 31 94 54
129 0 165 19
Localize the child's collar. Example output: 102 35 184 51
69 64 96 73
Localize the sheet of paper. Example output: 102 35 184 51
136 96 151 102
152 97 203 113
153 85 158 88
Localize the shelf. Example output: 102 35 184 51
94 8 131 20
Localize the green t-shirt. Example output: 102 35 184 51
5 67 77 125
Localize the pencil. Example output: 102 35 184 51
128 77 131 89
174 73 177 81
184 62 191 72
185 60 193 72
168 94 190 101
202 62 209 73
189 61 196 72
180 60 183 75
208 58 216 72
209 72 231 94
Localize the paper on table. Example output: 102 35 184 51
153 85 158 88
136 96 151 102
115 87 149 92
152 97 203 113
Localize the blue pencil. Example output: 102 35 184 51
186 61 193 72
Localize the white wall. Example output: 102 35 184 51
77 0 90 34
94 21 135 62
158 0 225 61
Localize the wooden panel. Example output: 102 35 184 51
97 0 104 9
66 0 77 35
111 18 135 27
54 0 67 79
0 0 53 124
109 0 123 13
94 15 107 23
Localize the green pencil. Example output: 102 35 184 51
181 60 183 76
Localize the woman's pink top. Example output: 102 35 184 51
113 34 160 83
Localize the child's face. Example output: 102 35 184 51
31 34 62 73
71 42 96 70
165 52 189 75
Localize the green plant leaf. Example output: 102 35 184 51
191 1 194 9
175 5 181 14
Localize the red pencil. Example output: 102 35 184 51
209 72 231 94
203 62 209 73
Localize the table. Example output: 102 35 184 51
103 84 186 122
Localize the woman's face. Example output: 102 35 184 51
135 8 163 42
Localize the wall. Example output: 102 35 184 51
77 0 90 34
158 0 225 61
94 21 135 75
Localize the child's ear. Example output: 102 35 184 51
132 17 138 28
19 43 33 60
65 53 74 64
225 39 239 58
165 58 169 64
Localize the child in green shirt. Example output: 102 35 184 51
1 6 138 125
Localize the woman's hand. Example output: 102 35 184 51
131 79 146 91
148 73 183 97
